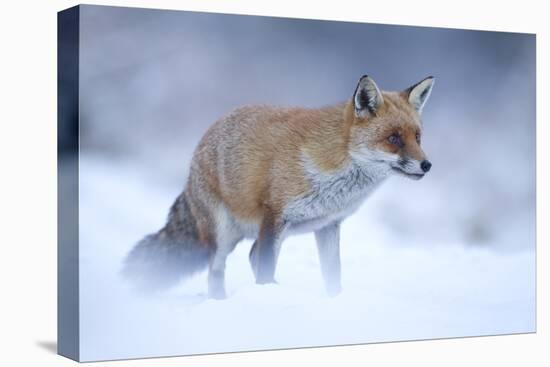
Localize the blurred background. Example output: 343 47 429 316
60 5 536 361
72 5 536 251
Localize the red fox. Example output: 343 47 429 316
122 75 435 299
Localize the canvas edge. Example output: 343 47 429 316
57 4 80 362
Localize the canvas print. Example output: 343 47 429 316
58 4 536 362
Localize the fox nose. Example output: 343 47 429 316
420 160 432 173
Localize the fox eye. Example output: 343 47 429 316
388 134 402 147
416 132 421 144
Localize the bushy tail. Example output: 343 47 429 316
121 193 210 292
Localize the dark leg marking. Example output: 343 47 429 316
249 240 259 278
254 213 282 284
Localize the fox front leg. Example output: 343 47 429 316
315 222 342 297
252 214 285 284
249 241 283 281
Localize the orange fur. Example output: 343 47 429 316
191 88 426 227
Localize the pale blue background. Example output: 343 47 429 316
69 5 535 361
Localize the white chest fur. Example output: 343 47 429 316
283 156 388 233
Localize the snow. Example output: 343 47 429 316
68 6 536 361
78 156 535 362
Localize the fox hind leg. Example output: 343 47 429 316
208 249 229 299
249 240 259 279
208 233 242 299
207 204 243 299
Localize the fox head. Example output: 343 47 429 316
347 75 435 180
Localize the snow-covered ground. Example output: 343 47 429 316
69 6 536 361
78 156 535 362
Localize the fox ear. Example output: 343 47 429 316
353 75 384 118
405 76 435 114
